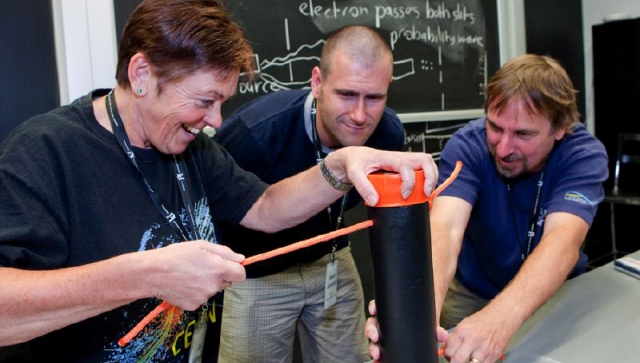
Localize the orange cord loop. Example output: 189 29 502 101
426 160 463 210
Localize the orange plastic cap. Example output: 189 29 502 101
366 169 427 207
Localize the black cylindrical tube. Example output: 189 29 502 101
367 172 438 363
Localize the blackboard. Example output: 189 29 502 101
115 0 499 121
114 0 503 154
223 0 500 119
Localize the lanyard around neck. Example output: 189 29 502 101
506 169 545 261
310 99 348 240
105 90 202 241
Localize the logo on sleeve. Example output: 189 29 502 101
563 191 596 206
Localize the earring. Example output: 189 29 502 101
136 88 143 94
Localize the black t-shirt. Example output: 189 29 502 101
0 89 267 362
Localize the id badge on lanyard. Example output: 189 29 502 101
324 258 339 309
188 308 208 363
310 98 346 310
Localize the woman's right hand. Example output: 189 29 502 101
146 241 246 310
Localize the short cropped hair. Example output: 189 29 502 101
115 0 254 93
485 54 580 132
319 25 393 79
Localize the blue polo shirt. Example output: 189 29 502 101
438 118 608 299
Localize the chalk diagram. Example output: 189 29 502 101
238 18 419 95
238 18 487 113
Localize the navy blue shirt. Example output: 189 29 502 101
438 118 608 299
214 89 405 277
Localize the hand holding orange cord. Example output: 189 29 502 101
118 220 374 347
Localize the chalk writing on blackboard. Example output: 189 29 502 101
403 119 470 155
224 0 499 117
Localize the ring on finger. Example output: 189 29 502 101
469 359 481 363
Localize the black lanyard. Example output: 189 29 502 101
507 169 545 261
310 99 348 260
105 90 204 242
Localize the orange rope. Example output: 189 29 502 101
117 220 374 347
117 301 170 347
426 160 463 209
241 220 374 266
117 162 463 347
